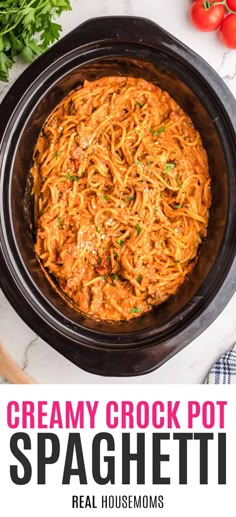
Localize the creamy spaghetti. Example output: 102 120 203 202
32 76 211 321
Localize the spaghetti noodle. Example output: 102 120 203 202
32 76 211 321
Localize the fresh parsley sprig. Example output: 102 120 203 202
0 0 72 82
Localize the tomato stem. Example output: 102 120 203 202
203 1 213 9
203 0 236 14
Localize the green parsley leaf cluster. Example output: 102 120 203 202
0 0 72 82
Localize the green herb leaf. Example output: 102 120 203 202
3 34 11 53
100 275 106 281
66 173 71 180
96 224 101 233
117 239 124 247
0 0 72 82
176 176 183 188
135 101 143 107
23 9 35 29
174 260 180 263
135 159 142 166
0 52 13 82
114 252 119 258
8 33 23 58
153 126 166 136
175 204 182 209
125 195 135 201
54 151 61 159
20 42 40 64
57 217 62 227
130 307 141 314
71 175 78 182
111 274 116 282
164 163 175 173
103 195 110 200
135 223 141 236
41 22 62 47
146 160 151 166
137 275 142 283
106 256 111 261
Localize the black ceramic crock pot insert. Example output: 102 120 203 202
0 17 236 376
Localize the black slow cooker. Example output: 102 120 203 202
0 16 236 376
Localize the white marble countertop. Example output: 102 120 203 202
1 0 236 384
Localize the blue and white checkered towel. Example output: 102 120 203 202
205 344 236 384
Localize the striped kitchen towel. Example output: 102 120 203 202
205 344 236 384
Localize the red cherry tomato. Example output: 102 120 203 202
220 14 236 48
190 2 225 32
226 0 236 11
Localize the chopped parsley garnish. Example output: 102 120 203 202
146 160 151 166
114 252 119 258
54 151 61 159
96 224 101 233
175 204 182 209
137 275 142 283
106 256 111 261
130 307 141 314
160 192 163 198
101 275 106 281
125 195 135 201
135 159 142 166
175 260 180 263
155 206 160 211
135 223 141 236
164 163 175 173
66 174 78 181
111 274 116 283
153 126 166 136
103 195 110 200
117 239 124 247
135 101 144 107
57 217 62 227
176 176 183 188
150 126 166 136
